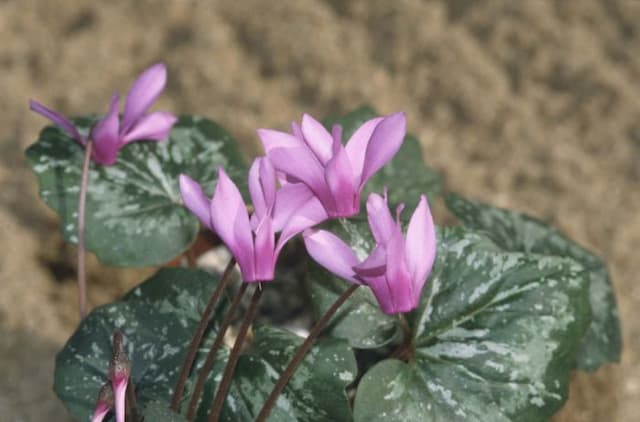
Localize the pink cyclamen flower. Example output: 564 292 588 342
304 191 436 314
91 383 114 422
179 157 324 282
257 112 406 218
29 63 177 165
109 332 130 422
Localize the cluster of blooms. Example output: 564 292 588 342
30 63 177 165
180 111 437 315
31 63 437 420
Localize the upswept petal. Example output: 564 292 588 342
121 111 177 143
248 158 267 220
325 143 357 216
121 63 167 132
301 114 334 164
276 195 328 254
29 99 84 143
360 112 406 187
253 215 275 282
179 174 212 229
267 146 334 208
90 94 121 165
248 157 276 220
290 121 304 140
344 117 383 183
91 405 110 422
352 244 386 278
272 183 315 232
405 195 436 291
257 129 303 154
303 229 359 283
210 168 255 281
359 273 395 315
384 226 414 313
366 192 395 245
331 125 343 152
112 379 127 422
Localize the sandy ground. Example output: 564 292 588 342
1 0 638 420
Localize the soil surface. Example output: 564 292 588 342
1 1 639 420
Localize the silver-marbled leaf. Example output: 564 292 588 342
54 268 356 422
445 192 621 370
26 115 247 267
353 227 591 422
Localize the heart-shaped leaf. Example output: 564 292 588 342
307 218 400 349
54 268 229 421
353 227 591 422
323 106 441 207
445 192 621 370
26 115 247 267
55 268 356 422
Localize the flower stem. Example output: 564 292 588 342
170 258 236 411
208 284 263 422
126 378 139 422
76 139 93 319
186 282 249 421
255 284 359 422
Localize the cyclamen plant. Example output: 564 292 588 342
27 64 621 422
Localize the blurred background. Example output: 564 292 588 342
1 0 638 420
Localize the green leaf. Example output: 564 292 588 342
214 326 357 422
307 218 400 349
141 402 188 421
323 106 441 208
353 227 591 422
54 268 356 422
445 192 621 370
26 115 247 267
53 268 228 421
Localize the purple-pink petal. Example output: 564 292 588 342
179 174 212 230
276 195 328 254
91 404 110 422
359 273 396 314
405 195 436 291
303 229 360 283
90 94 121 166
112 378 127 422
267 146 334 209
29 99 84 143
210 168 255 281
301 113 333 164
344 117 383 183
257 128 303 154
248 158 276 221
271 183 315 232
122 111 177 143
360 112 406 187
324 144 357 216
352 244 386 278
384 226 414 313
366 192 395 245
121 63 167 133
253 215 275 282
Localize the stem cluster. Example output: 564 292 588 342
169 258 359 421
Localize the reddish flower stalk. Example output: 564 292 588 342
255 284 359 422
170 258 236 411
76 139 93 318
186 282 249 421
208 285 263 422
